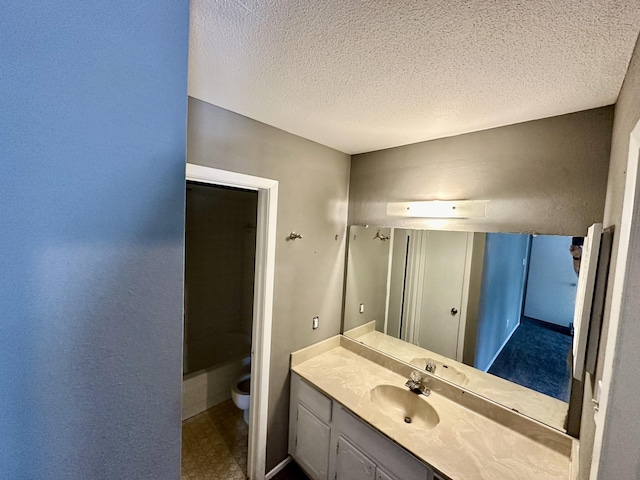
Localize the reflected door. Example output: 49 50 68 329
414 231 469 360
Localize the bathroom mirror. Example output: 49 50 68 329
342 225 599 432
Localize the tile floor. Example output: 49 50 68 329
181 399 248 480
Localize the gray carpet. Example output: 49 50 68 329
487 317 572 401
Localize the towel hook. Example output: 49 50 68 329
373 230 389 241
287 232 303 241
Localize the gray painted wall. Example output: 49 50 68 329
0 3 189 478
474 234 530 371
187 97 350 470
348 107 613 236
581 33 640 479
343 226 391 332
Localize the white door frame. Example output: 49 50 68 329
590 120 640 478
185 163 278 480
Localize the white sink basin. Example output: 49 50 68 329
410 358 469 387
369 385 440 429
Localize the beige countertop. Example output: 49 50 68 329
346 323 568 431
291 335 575 480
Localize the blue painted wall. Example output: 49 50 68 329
524 235 577 327
474 233 530 371
0 2 189 478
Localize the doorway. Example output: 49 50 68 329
182 164 278 480
182 181 257 477
392 229 473 363
481 233 577 401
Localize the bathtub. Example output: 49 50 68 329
182 332 251 420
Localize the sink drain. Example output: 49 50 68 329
404 416 412 424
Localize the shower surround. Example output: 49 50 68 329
182 183 257 419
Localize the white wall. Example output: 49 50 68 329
523 235 577 328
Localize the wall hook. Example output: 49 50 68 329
287 232 303 241
373 230 389 241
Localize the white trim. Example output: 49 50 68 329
482 321 519 372
382 228 395 335
265 456 292 480
572 222 602 379
187 163 277 191
403 230 426 343
590 121 640 479
455 233 474 363
185 163 278 480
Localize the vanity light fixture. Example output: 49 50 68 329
386 200 488 218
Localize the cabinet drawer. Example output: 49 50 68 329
296 375 332 423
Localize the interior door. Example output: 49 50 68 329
416 230 469 359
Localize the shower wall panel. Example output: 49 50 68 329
184 183 257 375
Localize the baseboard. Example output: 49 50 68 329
265 456 292 480
483 322 519 372
522 316 573 336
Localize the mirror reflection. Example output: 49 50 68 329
343 226 583 431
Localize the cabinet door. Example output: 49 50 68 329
295 404 331 480
375 467 396 480
336 436 376 480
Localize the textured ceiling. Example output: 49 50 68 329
189 0 640 154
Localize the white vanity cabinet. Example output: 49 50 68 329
289 373 439 480
374 468 395 480
289 374 333 479
335 435 376 480
335 435 416 480
296 403 332 479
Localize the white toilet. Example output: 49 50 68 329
231 372 251 425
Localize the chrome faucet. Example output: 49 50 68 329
405 371 431 397
425 358 437 374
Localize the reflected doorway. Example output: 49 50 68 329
485 234 577 401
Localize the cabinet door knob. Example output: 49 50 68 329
451 308 458 316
